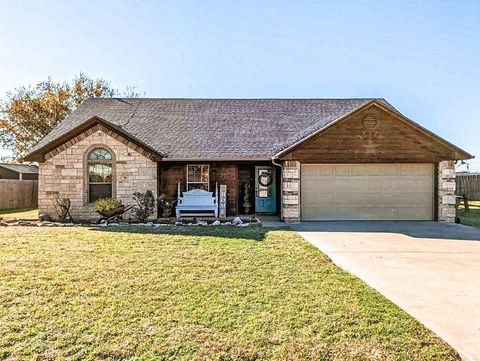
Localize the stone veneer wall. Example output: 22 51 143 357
281 160 301 222
437 160 456 222
38 128 157 221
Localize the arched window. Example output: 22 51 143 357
87 148 113 202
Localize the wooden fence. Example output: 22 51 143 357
456 174 480 200
0 179 38 209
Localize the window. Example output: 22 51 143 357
88 148 113 202
257 168 272 198
187 164 209 190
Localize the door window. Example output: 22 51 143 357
257 168 272 198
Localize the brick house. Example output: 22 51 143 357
24 98 471 222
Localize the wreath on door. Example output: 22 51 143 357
258 170 273 187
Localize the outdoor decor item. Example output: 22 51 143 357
243 182 251 214
176 182 219 218
96 204 134 223
219 184 227 218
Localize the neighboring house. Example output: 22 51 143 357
0 163 38 180
24 98 472 222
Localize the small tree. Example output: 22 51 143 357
132 190 156 222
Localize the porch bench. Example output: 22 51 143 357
176 183 218 218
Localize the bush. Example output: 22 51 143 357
158 193 176 217
132 190 156 222
95 198 122 212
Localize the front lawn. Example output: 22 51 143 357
0 207 38 221
456 200 480 228
0 226 459 360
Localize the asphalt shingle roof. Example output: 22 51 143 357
30 98 393 159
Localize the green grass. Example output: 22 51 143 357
0 226 459 360
0 207 38 221
457 200 480 228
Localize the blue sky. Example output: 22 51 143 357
1 0 479 170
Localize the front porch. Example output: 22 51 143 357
157 161 281 218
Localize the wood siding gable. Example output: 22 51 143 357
280 102 471 163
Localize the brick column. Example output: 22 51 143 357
437 160 456 222
281 161 301 222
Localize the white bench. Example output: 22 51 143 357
175 182 218 218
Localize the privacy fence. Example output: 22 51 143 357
456 174 480 200
0 179 38 209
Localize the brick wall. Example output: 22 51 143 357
281 160 301 222
437 160 456 222
38 128 157 221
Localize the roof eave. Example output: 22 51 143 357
160 157 271 162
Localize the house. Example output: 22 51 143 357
0 163 38 180
24 98 472 222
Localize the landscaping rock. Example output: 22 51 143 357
38 221 54 227
175 221 183 226
18 221 36 227
211 220 221 226
232 217 243 225
196 221 208 226
221 222 232 226
144 222 154 227
0 221 8 227
237 223 250 227
39 213 53 222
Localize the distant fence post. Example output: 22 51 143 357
0 179 38 209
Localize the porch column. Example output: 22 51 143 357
281 160 301 222
437 160 456 222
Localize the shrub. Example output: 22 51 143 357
132 190 156 222
95 198 122 213
158 193 176 217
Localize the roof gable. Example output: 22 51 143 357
279 101 472 161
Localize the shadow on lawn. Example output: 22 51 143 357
88 224 270 242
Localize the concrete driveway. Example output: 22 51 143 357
292 221 480 361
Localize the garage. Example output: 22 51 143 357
301 164 434 221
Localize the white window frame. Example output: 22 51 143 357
186 164 210 191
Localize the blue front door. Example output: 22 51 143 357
255 166 276 213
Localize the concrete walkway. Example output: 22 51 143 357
292 221 480 361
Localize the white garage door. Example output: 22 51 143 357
301 164 434 221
